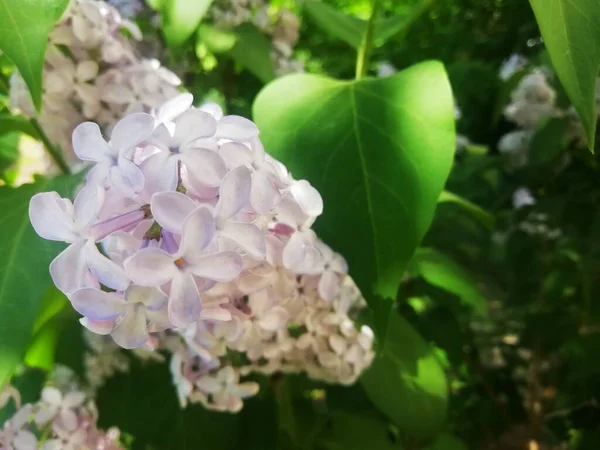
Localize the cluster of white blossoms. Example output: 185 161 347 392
498 68 557 170
28 93 374 413
0 383 122 450
10 0 180 161
210 0 304 75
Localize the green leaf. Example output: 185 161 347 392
0 0 69 110
529 117 570 165
0 174 81 386
529 0 600 152
0 114 39 139
97 358 241 450
197 24 237 53
253 61 455 334
317 412 403 449
438 190 495 230
228 24 276 83
426 433 468 450
162 0 214 47
408 248 487 315
304 1 364 48
361 312 448 442
24 287 70 371
304 0 432 49
0 131 19 175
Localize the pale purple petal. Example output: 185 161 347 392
139 151 178 199
110 156 145 196
216 165 251 221
147 304 172 331
127 285 167 310
199 307 231 321
111 305 149 349
258 306 289 331
151 191 197 233
157 93 193 123
50 240 91 295
73 183 104 232
111 113 156 152
182 148 227 188
290 180 323 217
188 251 243 282
72 121 114 162
282 232 321 273
63 391 85 408
168 273 201 327
124 247 177 286
70 288 127 320
250 170 280 214
219 142 253 169
216 115 259 141
318 270 340 301
174 109 217 143
330 253 348 274
220 222 265 260
79 317 114 335
13 430 38 450
59 408 78 431
84 240 130 291
29 192 77 242
179 207 216 257
199 102 223 120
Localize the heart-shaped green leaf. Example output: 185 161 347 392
0 174 81 385
0 0 69 110
529 0 600 152
162 0 214 47
253 61 455 333
361 312 448 442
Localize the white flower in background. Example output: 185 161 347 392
504 70 557 129
30 94 374 413
0 383 123 450
499 54 528 80
377 61 397 78
209 0 304 75
512 187 536 209
9 0 180 165
498 130 533 170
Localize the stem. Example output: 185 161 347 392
355 0 381 80
30 118 71 174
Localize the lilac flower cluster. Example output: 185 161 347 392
10 0 179 160
0 384 122 450
29 94 374 412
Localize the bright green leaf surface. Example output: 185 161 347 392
304 0 432 49
438 190 495 230
253 61 455 332
24 287 69 371
163 0 213 47
361 312 448 442
0 0 69 110
0 174 81 385
409 248 487 315
304 1 364 48
0 132 19 176
529 0 600 152
228 23 276 83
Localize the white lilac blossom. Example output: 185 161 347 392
29 94 374 413
498 130 533 170
0 384 123 450
209 0 304 75
377 61 397 78
106 0 143 19
512 187 536 209
9 0 179 162
499 54 528 81
504 70 557 130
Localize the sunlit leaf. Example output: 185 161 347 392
162 0 214 47
361 312 448 442
0 0 69 110
529 0 600 152
253 61 455 335
0 174 81 386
